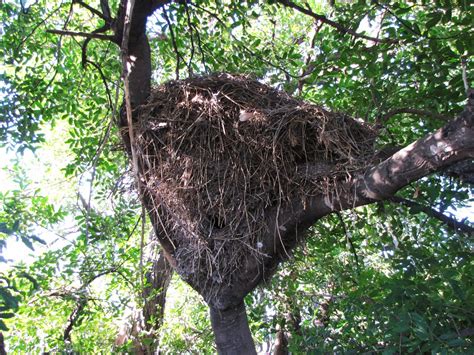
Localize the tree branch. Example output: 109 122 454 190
462 57 471 95
335 212 360 271
274 0 398 44
141 247 173 351
81 24 112 67
46 29 114 41
191 2 303 79
63 297 87 342
442 159 474 184
388 196 474 234
184 1 195 76
162 7 182 79
113 0 172 45
100 0 112 21
379 108 452 124
73 0 111 23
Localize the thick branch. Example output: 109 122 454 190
113 0 172 106
388 196 474 234
275 0 397 44
356 105 473 203
269 90 474 255
443 159 474 184
113 0 172 45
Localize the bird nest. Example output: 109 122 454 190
133 73 376 296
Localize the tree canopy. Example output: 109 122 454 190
0 0 473 353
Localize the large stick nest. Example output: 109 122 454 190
134 73 376 294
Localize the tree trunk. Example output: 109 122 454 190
209 302 256 355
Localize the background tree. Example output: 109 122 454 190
1 0 473 353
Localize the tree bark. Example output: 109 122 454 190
210 302 256 355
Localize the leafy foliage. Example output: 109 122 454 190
247 201 473 352
0 0 472 352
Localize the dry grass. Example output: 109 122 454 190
132 73 376 295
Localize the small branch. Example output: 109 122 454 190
73 0 110 23
47 29 114 41
82 267 120 289
335 212 360 272
275 0 397 44
84 59 113 108
374 1 422 38
16 3 62 53
297 21 323 95
184 1 195 75
0 332 5 355
186 10 207 72
100 0 112 21
462 57 470 95
40 268 125 314
192 2 301 79
63 297 87 342
162 7 182 79
389 196 474 234
81 24 111 67
379 108 451 124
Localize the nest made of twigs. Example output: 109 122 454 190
133 73 375 293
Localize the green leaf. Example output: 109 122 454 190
0 288 18 310
29 235 46 245
20 236 34 251
0 312 14 319
426 13 442 29
447 338 467 346
455 40 465 54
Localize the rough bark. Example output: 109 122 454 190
443 159 474 184
209 302 256 355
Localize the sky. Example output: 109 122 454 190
0 120 79 271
